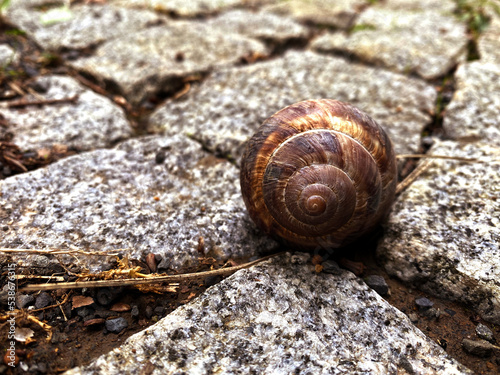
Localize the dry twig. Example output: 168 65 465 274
21 253 282 292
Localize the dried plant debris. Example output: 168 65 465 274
0 141 75 179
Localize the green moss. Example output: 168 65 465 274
455 0 500 37
350 23 376 33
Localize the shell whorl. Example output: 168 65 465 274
240 99 397 250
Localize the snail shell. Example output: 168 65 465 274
240 99 397 250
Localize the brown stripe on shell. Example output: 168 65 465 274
239 99 397 250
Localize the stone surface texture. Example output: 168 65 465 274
311 3 467 79
1 0 497 373
378 141 500 324
6 2 164 51
67 253 472 375
0 135 276 273
0 44 19 67
0 75 131 151
69 20 267 104
264 0 368 29
478 15 500 63
112 0 242 16
443 61 500 145
148 50 436 162
206 9 309 44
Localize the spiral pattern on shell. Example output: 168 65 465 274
240 99 397 250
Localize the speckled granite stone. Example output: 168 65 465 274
69 20 267 104
112 0 242 17
0 75 131 151
148 50 436 162
5 2 164 51
311 6 467 79
479 14 500 63
378 141 500 324
264 0 368 29
443 61 500 146
0 135 277 273
0 44 19 67
67 253 472 374
376 0 457 12
205 9 309 45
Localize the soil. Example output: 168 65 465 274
1 17 499 375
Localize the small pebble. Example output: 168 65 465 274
154 306 165 316
35 292 53 309
462 338 495 357
415 297 434 311
16 294 35 309
476 323 495 343
364 275 389 296
422 307 441 319
131 305 140 319
105 317 128 334
76 306 95 319
407 313 419 324
145 305 153 319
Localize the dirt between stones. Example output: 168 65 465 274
1 247 499 375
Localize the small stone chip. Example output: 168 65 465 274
105 317 129 334
462 339 495 357
364 275 389 296
476 323 495 343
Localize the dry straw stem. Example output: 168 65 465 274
19 253 283 292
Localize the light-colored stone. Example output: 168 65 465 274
0 75 131 151
382 0 457 12
378 141 500 324
478 16 500 64
148 50 436 162
206 9 309 44
311 8 467 79
67 253 472 375
69 21 267 105
112 0 242 17
0 135 276 273
5 2 164 51
0 44 19 67
443 61 500 146
264 0 367 29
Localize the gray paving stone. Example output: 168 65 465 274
311 7 467 79
377 0 457 12
0 135 277 273
206 9 309 45
378 141 500 324
69 21 267 105
264 0 368 29
443 61 500 146
5 2 164 51
148 50 436 162
0 75 131 151
0 44 19 67
478 15 500 64
67 253 472 374
112 0 242 17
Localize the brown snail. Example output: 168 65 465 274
240 99 397 250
